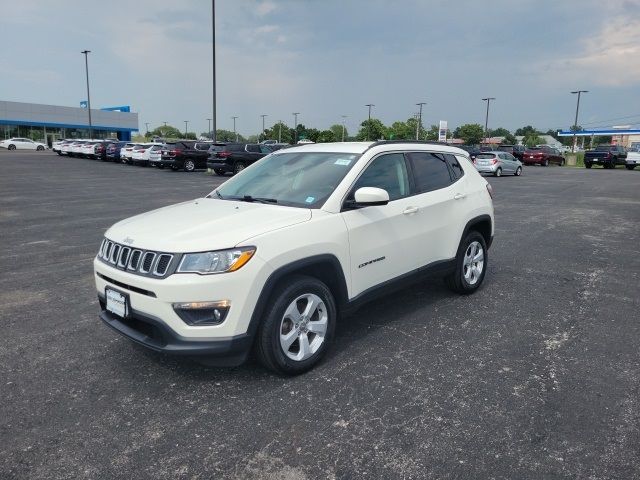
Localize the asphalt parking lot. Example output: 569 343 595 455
1 150 639 479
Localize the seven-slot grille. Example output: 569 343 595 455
98 239 174 277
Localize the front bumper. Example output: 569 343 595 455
98 298 252 365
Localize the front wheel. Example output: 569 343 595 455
37 145 44 151
445 231 488 294
184 159 195 172
559 158 565 166
213 168 225 176
254 275 336 375
8 144 16 151
585 162 592 169
626 165 636 170
543 159 549 166
515 166 522 176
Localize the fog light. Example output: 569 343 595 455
172 300 230 325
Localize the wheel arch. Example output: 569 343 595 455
247 254 349 337
461 214 493 250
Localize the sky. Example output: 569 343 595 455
1 0 639 137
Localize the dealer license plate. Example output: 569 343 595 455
105 288 128 318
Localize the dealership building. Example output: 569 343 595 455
0 100 139 146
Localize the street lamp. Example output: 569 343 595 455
145 122 149 135
482 97 495 145
81 50 93 139
293 112 300 143
211 0 216 142
207 118 212 140
365 104 374 141
341 115 347 142
260 114 268 142
232 116 238 142
571 90 588 153
184 120 189 137
416 102 426 140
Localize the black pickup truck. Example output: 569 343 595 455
159 141 212 172
584 145 627 169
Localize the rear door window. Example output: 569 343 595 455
406 152 453 193
246 144 261 153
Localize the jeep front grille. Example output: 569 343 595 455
97 238 176 278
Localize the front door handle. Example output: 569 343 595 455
403 206 419 215
454 193 466 200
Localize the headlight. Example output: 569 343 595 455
177 247 256 274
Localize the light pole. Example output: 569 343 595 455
232 116 238 142
278 120 282 143
144 123 150 135
365 104 374 140
207 118 212 140
482 97 495 145
293 112 300 143
571 90 588 153
416 102 426 140
211 0 216 142
81 50 92 138
260 114 268 142
341 115 347 142
184 120 189 137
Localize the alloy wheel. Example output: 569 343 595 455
279 293 328 362
463 241 484 286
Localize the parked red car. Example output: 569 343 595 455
522 146 565 166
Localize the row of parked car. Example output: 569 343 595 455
52 138 289 174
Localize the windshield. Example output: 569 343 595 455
214 151 361 208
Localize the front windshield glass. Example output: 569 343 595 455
214 152 361 208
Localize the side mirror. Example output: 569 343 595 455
353 187 390 207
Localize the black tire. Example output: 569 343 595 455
515 166 522 176
494 167 502 177
234 162 246 175
36 145 44 151
585 162 592 169
543 158 549 166
626 165 636 170
213 168 225 176
56 151 62 156
8 144 16 151
445 231 488 295
184 159 195 172
254 275 337 375
559 158 565 166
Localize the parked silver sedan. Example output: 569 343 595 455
473 151 523 177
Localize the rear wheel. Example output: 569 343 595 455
543 158 549 166
559 158 565 166
515 166 522 176
36 145 44 151
585 162 592 169
254 275 336 375
234 162 246 175
494 167 502 177
626 165 636 170
445 231 488 294
8 144 16 151
184 159 195 172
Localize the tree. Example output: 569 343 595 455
329 124 347 142
149 125 182 139
184 132 197 140
490 127 511 138
263 121 292 144
203 129 245 142
502 133 517 145
454 124 485 145
356 118 388 141
316 130 336 143
523 134 543 147
515 125 538 137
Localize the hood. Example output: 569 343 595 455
105 198 311 253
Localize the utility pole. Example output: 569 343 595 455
145 122 149 135
571 90 588 153
341 115 347 142
482 97 495 145
278 121 282 143
81 50 92 139
184 120 189 137
260 114 268 142
416 102 426 140
232 116 238 142
211 0 216 142
293 112 300 143
207 118 212 140
365 104 374 141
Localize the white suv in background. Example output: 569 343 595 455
94 141 494 374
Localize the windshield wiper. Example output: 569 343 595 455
227 195 278 204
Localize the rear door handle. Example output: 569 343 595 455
454 193 466 200
403 206 419 215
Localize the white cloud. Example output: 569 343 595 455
255 1 277 16
535 17 640 87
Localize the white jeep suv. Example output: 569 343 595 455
94 141 494 374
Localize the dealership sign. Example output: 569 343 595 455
438 120 448 142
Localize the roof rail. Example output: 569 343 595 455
363 139 454 153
